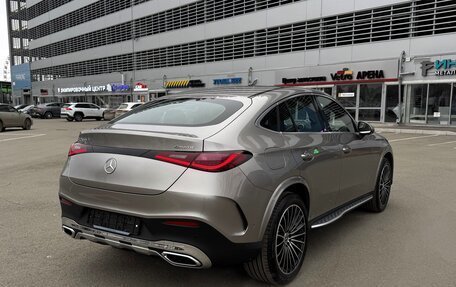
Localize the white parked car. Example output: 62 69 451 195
61 103 106 122
115 102 144 118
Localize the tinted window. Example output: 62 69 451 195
285 96 324 132
76 104 90 108
316 96 356 133
260 107 279 132
89 104 99 109
115 98 243 127
8 106 17 112
62 104 71 108
0 105 9 112
278 102 297 132
132 104 142 109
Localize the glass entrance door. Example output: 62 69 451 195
385 85 405 123
358 84 382 122
408 85 427 124
427 84 451 125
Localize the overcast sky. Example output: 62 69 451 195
0 3 10 62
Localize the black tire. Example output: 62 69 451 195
0 120 4 132
23 119 32 130
74 113 83 122
244 192 308 285
44 112 53 119
66 117 74 122
102 112 105 121
364 158 393 212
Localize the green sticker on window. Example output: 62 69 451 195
313 149 320 155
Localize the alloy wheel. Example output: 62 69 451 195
275 204 306 275
379 163 392 205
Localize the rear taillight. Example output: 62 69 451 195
68 143 92 157
65 107 73 111
154 151 252 172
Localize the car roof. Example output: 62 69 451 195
164 86 324 106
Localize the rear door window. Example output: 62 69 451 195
260 107 279 132
115 98 243 127
285 96 325 132
316 96 356 133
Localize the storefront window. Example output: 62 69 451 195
427 84 451 125
336 85 357 107
408 84 427 124
359 84 382 107
359 109 381 121
451 83 456 125
385 85 404 123
346 109 356 119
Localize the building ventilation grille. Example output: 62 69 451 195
31 0 456 81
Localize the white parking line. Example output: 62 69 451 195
388 135 438 143
0 133 40 136
0 134 46 142
428 140 456 147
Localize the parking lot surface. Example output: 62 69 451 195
1 119 455 286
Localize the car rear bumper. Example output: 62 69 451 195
60 200 262 266
61 217 213 268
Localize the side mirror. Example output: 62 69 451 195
358 121 375 135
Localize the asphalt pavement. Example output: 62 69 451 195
1 119 455 286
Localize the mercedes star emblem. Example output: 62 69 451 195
104 158 117 174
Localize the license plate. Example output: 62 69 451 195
88 209 141 236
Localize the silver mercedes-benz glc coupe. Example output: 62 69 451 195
59 87 393 284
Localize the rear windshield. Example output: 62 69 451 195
115 98 243 127
62 104 71 108
118 104 129 109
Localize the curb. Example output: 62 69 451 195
375 128 456 136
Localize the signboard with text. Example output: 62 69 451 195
11 63 31 89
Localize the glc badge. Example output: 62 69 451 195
104 158 117 174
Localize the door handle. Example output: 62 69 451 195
342 146 352 154
301 152 314 162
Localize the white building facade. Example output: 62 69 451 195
19 0 456 125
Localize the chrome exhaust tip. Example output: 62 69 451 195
62 226 76 238
162 251 202 268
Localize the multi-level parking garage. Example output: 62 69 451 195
7 0 456 126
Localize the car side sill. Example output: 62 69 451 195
310 193 374 229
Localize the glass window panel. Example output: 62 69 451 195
278 102 297 133
385 85 405 123
358 109 381 122
427 84 451 125
284 96 325 132
452 84 456 125
336 85 357 107
408 84 427 124
359 84 382 107
316 96 356 133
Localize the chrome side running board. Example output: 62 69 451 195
311 195 373 229
61 217 212 269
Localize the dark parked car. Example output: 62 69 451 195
0 104 33 132
31 102 63 119
60 87 394 284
